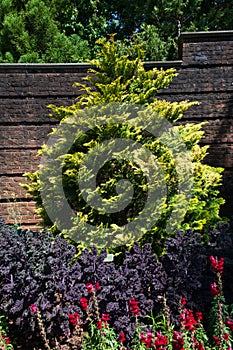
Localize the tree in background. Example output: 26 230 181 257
0 0 91 62
111 0 233 60
0 0 232 62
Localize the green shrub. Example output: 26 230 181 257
22 36 224 253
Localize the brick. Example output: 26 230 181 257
0 176 31 199
0 125 56 148
0 149 40 175
0 97 71 124
0 201 41 227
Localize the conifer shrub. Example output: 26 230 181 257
22 35 224 253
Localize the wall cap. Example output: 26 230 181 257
179 30 233 42
0 61 183 72
178 30 233 60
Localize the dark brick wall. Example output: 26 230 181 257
160 31 233 218
0 64 91 229
1 31 233 229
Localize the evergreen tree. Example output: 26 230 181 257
23 36 224 254
0 0 91 62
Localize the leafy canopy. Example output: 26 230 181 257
0 0 233 62
0 0 91 62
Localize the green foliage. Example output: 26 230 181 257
83 322 120 350
106 0 233 60
174 123 225 232
22 36 224 253
0 0 91 62
42 33 90 63
0 0 233 62
131 24 172 61
0 314 13 349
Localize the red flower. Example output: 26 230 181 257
80 297 88 311
101 313 110 322
96 314 110 329
68 312 80 327
5 336 10 344
172 331 184 350
1 334 10 345
196 312 202 321
119 331 126 343
95 282 101 291
180 297 186 305
210 256 224 274
223 333 230 342
180 313 186 323
226 317 233 332
140 333 146 343
210 283 220 297
129 298 140 316
180 308 197 331
193 337 205 350
213 336 220 345
96 321 102 329
29 304 37 313
154 332 168 348
86 283 93 294
140 331 153 348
